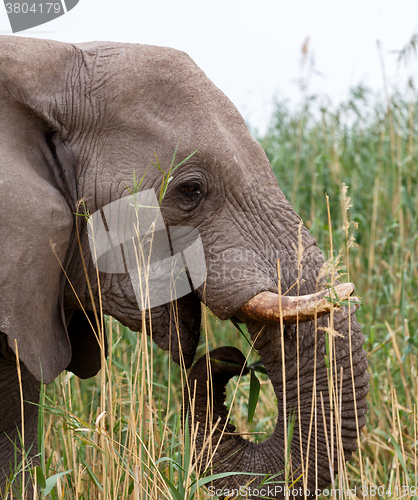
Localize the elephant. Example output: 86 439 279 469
0 35 369 498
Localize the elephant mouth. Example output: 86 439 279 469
238 282 359 325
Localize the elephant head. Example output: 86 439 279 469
0 35 368 496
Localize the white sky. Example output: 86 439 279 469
1 0 418 134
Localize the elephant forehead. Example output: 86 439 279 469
115 44 226 109
76 43 247 138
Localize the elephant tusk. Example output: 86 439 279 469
240 282 358 324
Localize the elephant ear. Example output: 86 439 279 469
0 36 78 384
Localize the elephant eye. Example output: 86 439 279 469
174 181 204 212
181 183 201 195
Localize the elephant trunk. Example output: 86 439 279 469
184 307 369 499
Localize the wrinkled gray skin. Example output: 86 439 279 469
0 36 369 498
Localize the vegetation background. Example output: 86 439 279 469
4 42 418 500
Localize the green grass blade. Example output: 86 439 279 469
248 370 260 423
